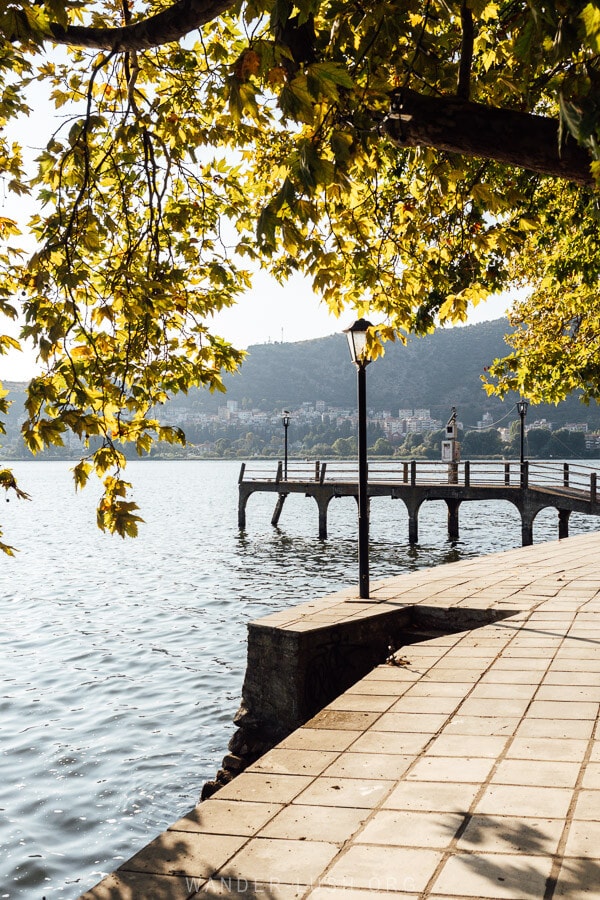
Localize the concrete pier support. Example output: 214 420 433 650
408 511 419 545
558 508 571 539
446 499 461 542
521 516 534 547
238 487 251 530
271 493 288 527
315 494 332 539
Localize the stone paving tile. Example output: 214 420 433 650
514 717 595 740
117 832 247 878
356 810 464 848
429 851 554 898
326 694 397 712
526 699 599 719
257 804 369 842
374 712 450 733
424 734 509 759
403 682 475 698
211 773 313 805
305 710 382 731
344 679 416 696
455 697 530 718
441 716 521 737
543 669 600 686
467 682 537 700
474 784 572 819
349 730 432 756
293 776 395 809
456 814 564 854
80 871 199 899
553 857 600 899
478 669 545 684
572 789 600 820
169 802 282 836
405 755 496 784
563 820 600 858
214 838 339 886
321 845 444 892
360 667 424 682
505 737 588 763
491 758 580 788
322 752 414 780
535 684 600 701
389 696 462 715
382 779 480 812
277 729 361 752
582 762 600 790
247 749 339 777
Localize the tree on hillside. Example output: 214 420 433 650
0 0 599 549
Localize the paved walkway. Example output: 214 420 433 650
80 531 600 899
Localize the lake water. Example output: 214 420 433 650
1 458 599 899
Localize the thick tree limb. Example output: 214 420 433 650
385 88 594 185
49 0 235 50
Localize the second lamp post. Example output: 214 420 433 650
344 318 373 600
517 397 529 467
282 410 291 480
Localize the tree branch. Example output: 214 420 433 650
384 88 594 185
457 2 473 100
49 0 236 50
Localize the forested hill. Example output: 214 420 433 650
225 318 511 411
2 317 597 432
198 318 594 430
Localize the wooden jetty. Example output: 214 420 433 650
238 459 600 546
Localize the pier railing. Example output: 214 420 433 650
240 459 600 500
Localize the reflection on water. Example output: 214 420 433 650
0 459 598 897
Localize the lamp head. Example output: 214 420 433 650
343 318 374 367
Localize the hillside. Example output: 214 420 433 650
191 318 596 430
2 319 598 444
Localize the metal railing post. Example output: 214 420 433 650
464 460 470 487
504 462 510 486
411 459 417 486
563 463 570 488
591 472 597 504
276 460 283 483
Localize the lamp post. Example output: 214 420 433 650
517 397 529 467
343 318 373 599
282 410 291 480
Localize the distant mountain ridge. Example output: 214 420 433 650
197 318 596 430
2 318 598 432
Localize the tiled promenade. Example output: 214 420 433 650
81 531 600 899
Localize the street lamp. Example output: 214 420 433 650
517 397 529 467
282 410 291 480
343 318 373 599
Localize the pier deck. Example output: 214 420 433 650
238 459 600 545
82 530 600 900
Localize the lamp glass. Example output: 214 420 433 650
344 318 373 366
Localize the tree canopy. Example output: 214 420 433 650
0 0 599 549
